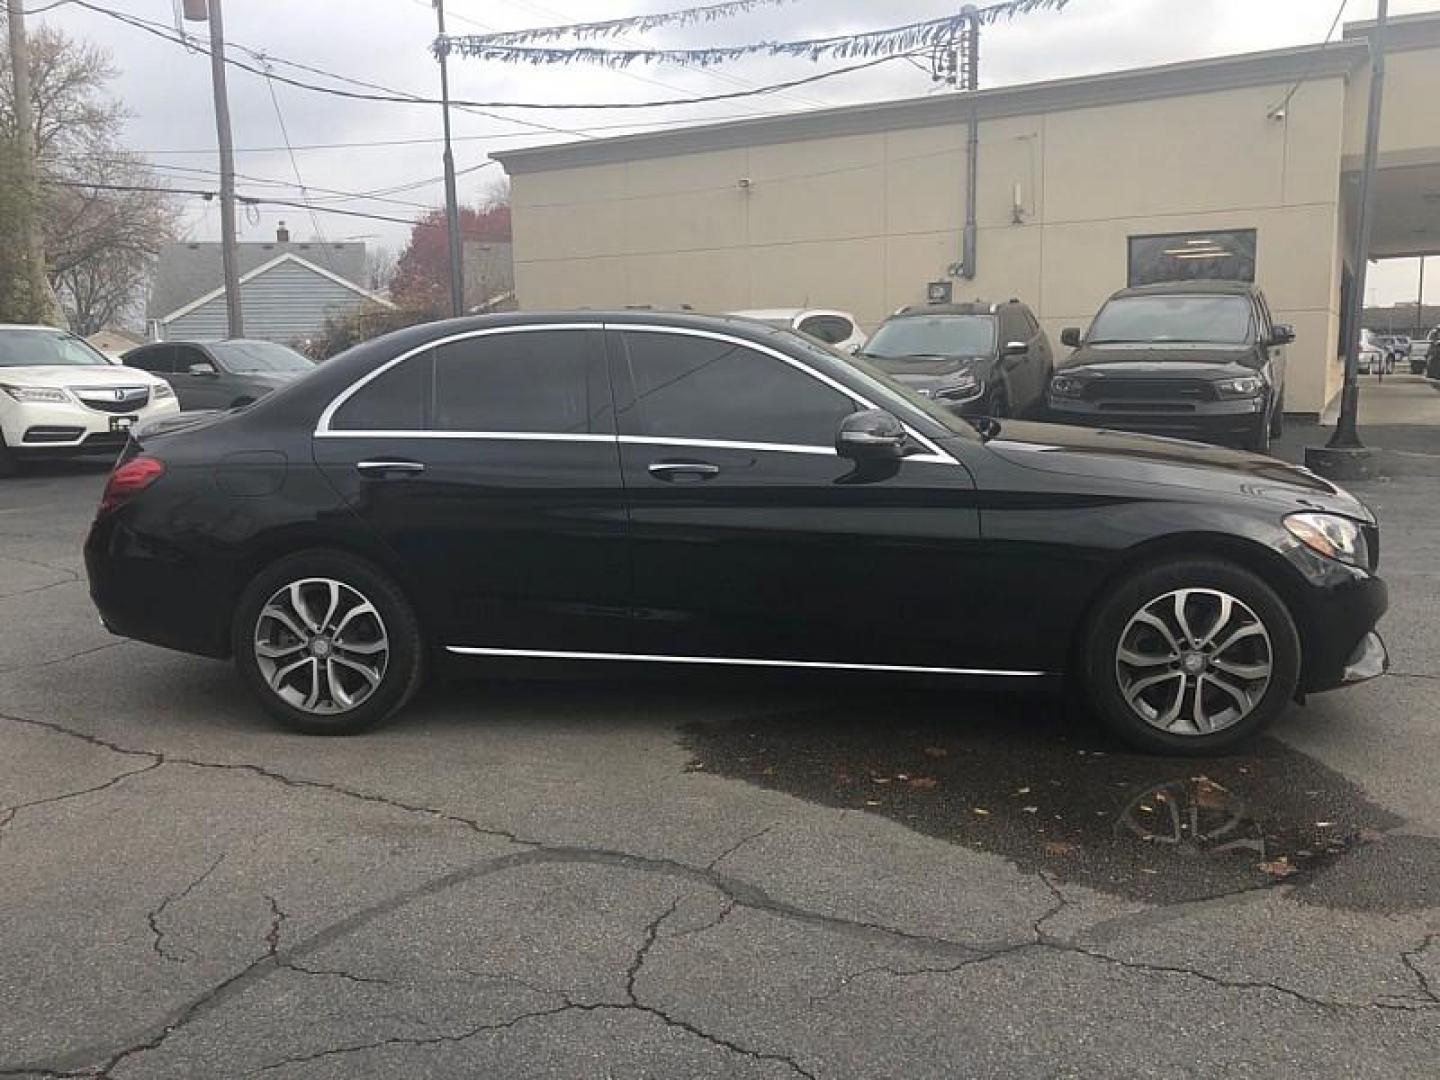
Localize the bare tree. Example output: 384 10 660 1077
0 15 177 331
364 246 397 294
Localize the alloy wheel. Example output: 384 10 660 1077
1114 588 1272 736
253 578 390 715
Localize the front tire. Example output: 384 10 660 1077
1082 558 1300 755
0 433 16 479
232 551 424 735
1244 412 1272 454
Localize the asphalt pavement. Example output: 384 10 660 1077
1 376 1437 1079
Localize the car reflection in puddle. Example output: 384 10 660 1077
681 690 1410 906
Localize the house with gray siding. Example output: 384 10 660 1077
147 227 389 344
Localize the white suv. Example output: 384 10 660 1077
0 325 179 477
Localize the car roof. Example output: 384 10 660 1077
1111 280 1260 299
888 302 1004 318
730 308 853 321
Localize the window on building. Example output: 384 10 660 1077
619 331 857 447
1128 229 1257 287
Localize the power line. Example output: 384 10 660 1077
259 60 335 265
1269 0 1350 117
36 0 925 110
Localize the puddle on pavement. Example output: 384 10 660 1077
680 689 1433 909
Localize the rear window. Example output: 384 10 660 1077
1088 295 1253 345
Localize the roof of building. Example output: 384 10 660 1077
157 252 391 327
492 13 1440 176
148 240 368 321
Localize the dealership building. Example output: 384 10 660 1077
493 12 1440 418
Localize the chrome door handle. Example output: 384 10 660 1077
355 460 425 476
648 461 720 479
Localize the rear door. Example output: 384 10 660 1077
313 325 629 652
608 324 987 669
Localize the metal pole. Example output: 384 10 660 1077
959 6 979 281
435 0 465 317
6 0 52 324
1418 256 1426 338
205 0 244 337
1327 0 1388 450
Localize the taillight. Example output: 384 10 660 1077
99 456 165 515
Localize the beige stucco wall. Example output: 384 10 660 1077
511 73 1363 413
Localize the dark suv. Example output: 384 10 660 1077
124 339 314 411
1047 281 1292 453
859 300 1052 418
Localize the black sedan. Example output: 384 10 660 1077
86 311 1388 754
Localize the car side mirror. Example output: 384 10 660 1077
1270 324 1295 346
1003 340 1028 357
1060 327 1082 348
188 362 217 377
836 409 906 461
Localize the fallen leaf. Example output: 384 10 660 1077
896 773 910 782
683 760 705 772
1015 786 1032 795
1044 840 1080 857
864 799 882 807
1259 857 1298 878
1139 868 1160 875
1357 828 1386 844
1314 821 1336 828
908 777 938 791
871 776 892 785
923 746 948 758
1021 806 1039 814
971 807 990 816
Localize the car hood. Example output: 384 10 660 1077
870 354 988 382
1059 343 1253 374
0 364 167 389
983 420 1373 521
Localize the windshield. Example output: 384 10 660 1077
209 341 313 374
1087 295 1253 345
781 331 980 441
0 329 112 368
864 315 995 359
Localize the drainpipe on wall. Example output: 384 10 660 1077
952 7 981 281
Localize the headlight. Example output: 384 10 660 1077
1284 512 1369 567
0 384 70 404
152 382 175 400
1050 376 1083 398
1213 376 1264 399
933 372 981 401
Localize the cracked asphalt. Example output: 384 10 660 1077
3 391 1439 1079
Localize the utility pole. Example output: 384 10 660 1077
1418 256 1427 338
185 0 244 336
6 0 52 324
435 0 466 317
1309 0 1388 480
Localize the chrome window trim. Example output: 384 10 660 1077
615 323 955 463
314 322 604 435
445 646 1047 678
314 319 957 465
315 430 617 443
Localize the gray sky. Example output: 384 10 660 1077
30 0 1439 306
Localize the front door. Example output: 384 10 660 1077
608 326 986 670
172 345 229 410
313 325 629 652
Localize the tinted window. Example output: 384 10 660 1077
797 315 854 345
210 341 313 373
433 330 600 434
173 346 211 372
1089 295 1254 345
126 346 174 374
620 331 856 447
331 351 432 431
865 315 996 359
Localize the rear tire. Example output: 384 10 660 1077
1081 558 1300 755
232 550 424 735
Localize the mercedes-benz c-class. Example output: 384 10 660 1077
85 312 1387 754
